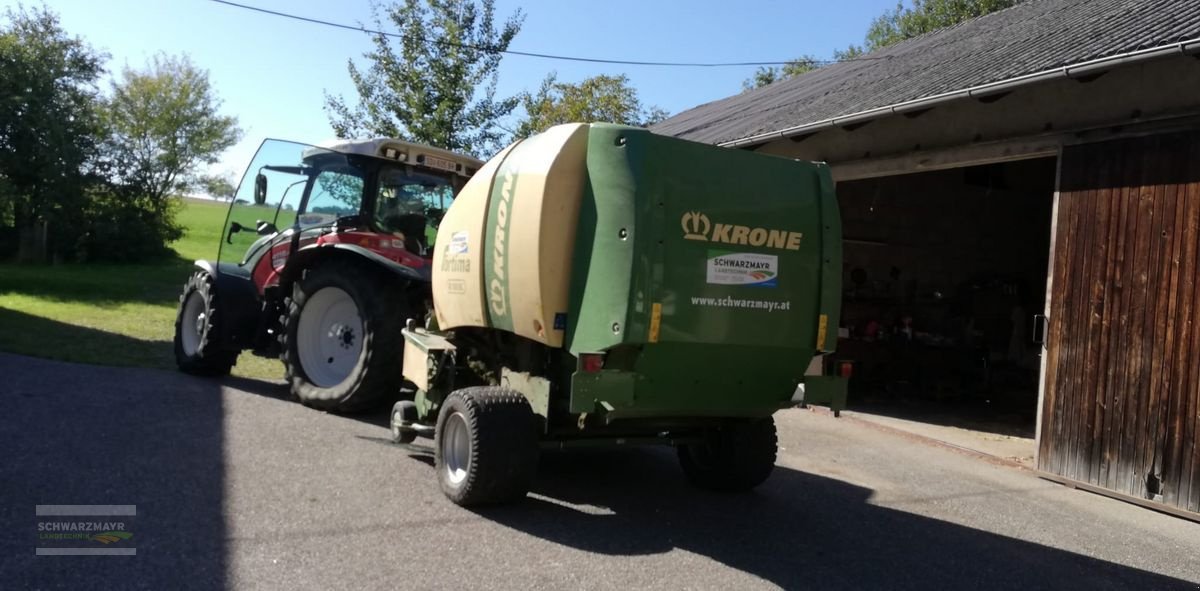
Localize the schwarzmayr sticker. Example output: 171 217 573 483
706 250 778 287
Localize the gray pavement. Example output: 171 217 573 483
1 352 1197 590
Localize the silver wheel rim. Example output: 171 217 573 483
296 286 364 388
441 411 471 485
391 410 404 440
180 291 206 356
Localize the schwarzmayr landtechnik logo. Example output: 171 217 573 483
36 505 137 556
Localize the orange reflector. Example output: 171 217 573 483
581 353 604 373
838 361 854 379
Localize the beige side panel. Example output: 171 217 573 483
432 143 516 330
505 123 590 347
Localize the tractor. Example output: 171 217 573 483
173 138 482 412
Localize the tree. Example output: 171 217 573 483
514 73 670 138
865 0 1020 51
106 54 241 206
198 173 236 200
743 55 821 90
324 0 524 157
0 6 105 262
741 0 1017 90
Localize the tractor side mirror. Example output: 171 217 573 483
226 221 244 244
253 173 268 205
255 219 278 236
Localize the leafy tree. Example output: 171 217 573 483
198 173 236 200
865 0 1020 51
743 55 821 90
324 0 524 157
106 53 241 205
514 73 669 138
0 6 105 262
742 1 1017 90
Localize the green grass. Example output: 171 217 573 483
0 198 283 380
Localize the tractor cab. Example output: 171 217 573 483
220 139 481 274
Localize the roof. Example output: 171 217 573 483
652 0 1200 147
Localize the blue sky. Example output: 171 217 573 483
41 0 897 174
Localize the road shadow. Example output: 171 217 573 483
466 448 1192 590
0 351 227 590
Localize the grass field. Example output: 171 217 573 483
0 198 283 380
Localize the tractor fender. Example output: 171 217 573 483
192 260 261 350
280 243 431 289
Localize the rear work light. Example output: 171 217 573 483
580 353 605 373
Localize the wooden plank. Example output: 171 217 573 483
1094 146 1126 488
1185 137 1200 513
1160 136 1197 507
1099 150 1136 490
1141 133 1180 501
1075 146 1108 485
1117 138 1156 498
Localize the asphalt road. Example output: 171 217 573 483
2 352 1198 590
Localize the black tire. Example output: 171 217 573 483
434 387 540 507
174 270 238 376
281 263 409 413
391 400 418 444
678 417 778 492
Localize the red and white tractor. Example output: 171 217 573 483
173 138 482 412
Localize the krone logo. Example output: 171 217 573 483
679 210 804 251
681 211 710 241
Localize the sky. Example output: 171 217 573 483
39 0 898 177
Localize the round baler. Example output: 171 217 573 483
394 123 846 506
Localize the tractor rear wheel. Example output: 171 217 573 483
174 270 238 376
435 387 540 507
678 417 778 492
282 263 407 413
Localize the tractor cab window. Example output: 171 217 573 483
374 166 454 250
220 139 314 267
302 166 364 228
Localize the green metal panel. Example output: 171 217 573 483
566 125 843 418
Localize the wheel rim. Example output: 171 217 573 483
296 286 364 388
441 411 471 486
180 291 207 356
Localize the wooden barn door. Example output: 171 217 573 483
1039 130 1200 515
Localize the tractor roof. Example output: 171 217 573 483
315 138 484 177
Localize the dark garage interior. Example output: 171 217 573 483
828 157 1058 436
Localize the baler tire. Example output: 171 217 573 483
434 387 540 507
678 417 778 492
174 270 238 376
282 263 407 413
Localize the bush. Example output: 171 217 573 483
71 190 183 262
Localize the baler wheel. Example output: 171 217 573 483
434 387 540 506
678 417 778 492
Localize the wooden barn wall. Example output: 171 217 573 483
1039 130 1200 514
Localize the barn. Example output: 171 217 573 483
653 0 1200 518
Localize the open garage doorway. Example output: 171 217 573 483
827 157 1057 441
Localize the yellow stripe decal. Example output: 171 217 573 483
649 302 663 343
816 314 828 351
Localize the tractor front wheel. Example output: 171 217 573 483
678 417 778 492
174 270 238 376
282 264 406 413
